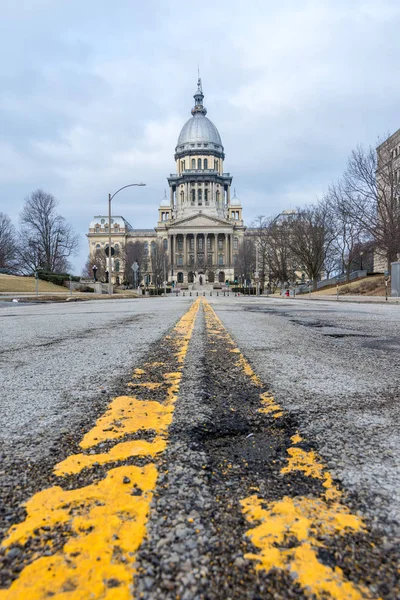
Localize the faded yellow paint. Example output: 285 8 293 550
127 382 163 389
54 438 167 476
1 465 157 600
79 397 174 449
281 447 341 501
132 368 145 377
258 391 283 417
241 494 372 600
291 432 303 444
203 301 263 387
0 299 201 600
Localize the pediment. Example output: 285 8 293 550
167 213 230 230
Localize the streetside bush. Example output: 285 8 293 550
37 271 80 286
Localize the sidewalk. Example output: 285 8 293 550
291 294 400 304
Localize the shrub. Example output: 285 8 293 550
37 271 80 286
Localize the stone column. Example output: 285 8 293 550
227 186 231 206
224 233 228 266
183 234 187 266
230 233 234 265
170 187 174 207
205 233 208 266
194 233 197 270
214 233 218 267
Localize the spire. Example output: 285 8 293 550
191 72 207 116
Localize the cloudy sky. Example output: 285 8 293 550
1 0 400 272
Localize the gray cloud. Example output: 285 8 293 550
0 0 399 271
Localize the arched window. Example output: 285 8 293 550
216 191 220 207
163 239 168 250
180 191 184 204
205 189 208 203
214 160 218 171
101 219 105 224
236 211 239 220
233 237 238 250
96 244 101 249
197 158 202 170
115 260 120 272
161 212 165 221
198 189 202 204
144 242 149 254
95 226 100 233
181 161 185 172
151 241 156 254
204 158 208 169
191 158 195 169
191 189 195 203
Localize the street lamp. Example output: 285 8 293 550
92 264 98 282
108 183 146 295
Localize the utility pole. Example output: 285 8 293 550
255 244 260 296
108 193 112 296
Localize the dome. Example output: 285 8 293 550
175 77 224 157
177 114 222 147
230 189 241 206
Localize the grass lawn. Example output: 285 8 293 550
0 274 69 293
311 275 387 296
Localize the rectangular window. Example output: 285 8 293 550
207 237 211 250
218 239 223 250
198 238 203 250
190 238 194 251
177 256 183 266
177 239 183 250
218 254 223 265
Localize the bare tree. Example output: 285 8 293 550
289 202 336 290
0 212 18 271
343 143 400 272
264 216 295 288
82 249 108 281
124 241 146 286
236 236 256 285
326 182 364 281
19 189 79 273
252 216 271 291
151 241 168 290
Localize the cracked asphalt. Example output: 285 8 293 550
0 295 399 599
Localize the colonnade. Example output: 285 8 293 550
168 232 234 268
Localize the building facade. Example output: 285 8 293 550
373 128 400 272
87 78 245 286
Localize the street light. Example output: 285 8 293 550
108 183 146 295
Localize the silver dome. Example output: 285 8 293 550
177 113 222 147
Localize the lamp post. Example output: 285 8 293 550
92 265 98 282
108 183 146 295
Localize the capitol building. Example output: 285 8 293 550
87 78 246 286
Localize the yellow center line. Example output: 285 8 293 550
0 299 200 600
203 299 379 600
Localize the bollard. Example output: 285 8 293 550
210 292 212 296
190 291 192 296
234 292 237 297
203 291 205 296
197 292 198 297
183 292 185 297
223 292 225 296
217 292 219 296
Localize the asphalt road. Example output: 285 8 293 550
0 295 399 599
